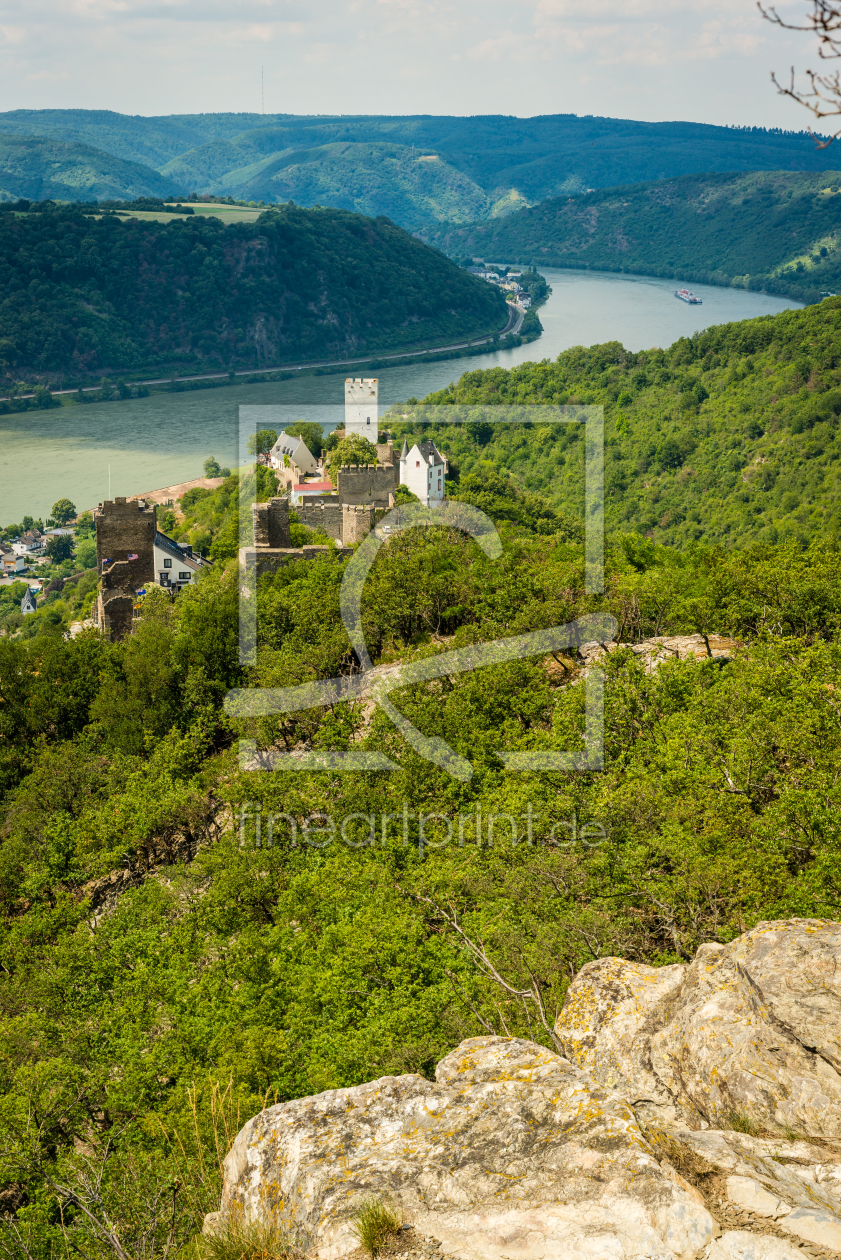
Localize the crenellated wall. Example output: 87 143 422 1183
342 504 375 545
94 497 156 588
336 463 397 507
296 501 344 541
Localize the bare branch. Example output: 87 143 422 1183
760 0 841 141
408 889 565 1053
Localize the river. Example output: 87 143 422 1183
0 269 802 523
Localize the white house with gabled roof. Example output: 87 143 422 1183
399 438 447 508
269 432 320 484
153 531 211 591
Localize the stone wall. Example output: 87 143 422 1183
94 497 156 589
375 439 395 467
241 545 353 581
252 498 290 548
296 501 344 542
96 559 137 641
336 463 397 506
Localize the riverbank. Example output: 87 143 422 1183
0 302 537 418
0 267 802 525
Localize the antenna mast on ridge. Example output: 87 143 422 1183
262 66 264 115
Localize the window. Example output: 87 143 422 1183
179 571 191 581
416 461 420 467
163 558 172 568
367 417 371 424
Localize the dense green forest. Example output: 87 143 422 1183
2 109 840 224
7 297 841 1259
384 297 841 549
0 134 171 205
423 170 841 304
3 493 841 1259
0 204 506 382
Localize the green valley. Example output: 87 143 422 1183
0 134 172 204
422 170 841 305
2 111 841 226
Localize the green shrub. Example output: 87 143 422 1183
726 1110 759 1136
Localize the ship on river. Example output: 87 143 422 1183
675 288 702 304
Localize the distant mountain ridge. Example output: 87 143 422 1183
0 110 840 226
421 169 841 305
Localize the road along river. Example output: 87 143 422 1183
0 268 801 523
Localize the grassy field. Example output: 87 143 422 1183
115 202 266 225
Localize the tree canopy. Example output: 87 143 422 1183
0 204 506 384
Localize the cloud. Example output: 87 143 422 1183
0 0 827 130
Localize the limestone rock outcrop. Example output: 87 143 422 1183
212 1037 715 1260
210 920 841 1260
555 918 841 1138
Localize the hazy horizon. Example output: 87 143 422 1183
0 0 829 136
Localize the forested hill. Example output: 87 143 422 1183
1 110 840 225
0 203 506 382
423 170 841 302
0 134 171 204
422 170 841 305
408 296 841 549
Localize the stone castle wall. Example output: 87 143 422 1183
243 545 354 581
342 504 375 545
94 497 156 588
252 498 291 548
296 501 344 542
96 559 137 641
336 463 397 507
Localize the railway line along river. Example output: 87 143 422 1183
0 268 802 523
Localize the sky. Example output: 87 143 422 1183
0 0 829 130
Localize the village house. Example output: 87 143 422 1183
21 588 37 615
12 528 45 557
0 544 26 575
269 431 320 485
153 531 211 590
289 480 334 506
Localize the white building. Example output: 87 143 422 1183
345 378 378 443
399 438 447 508
0 544 26 575
153 531 211 591
269 431 320 481
12 529 45 557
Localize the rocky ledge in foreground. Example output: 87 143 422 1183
206 919 841 1260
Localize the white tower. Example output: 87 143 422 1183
344 378 378 443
